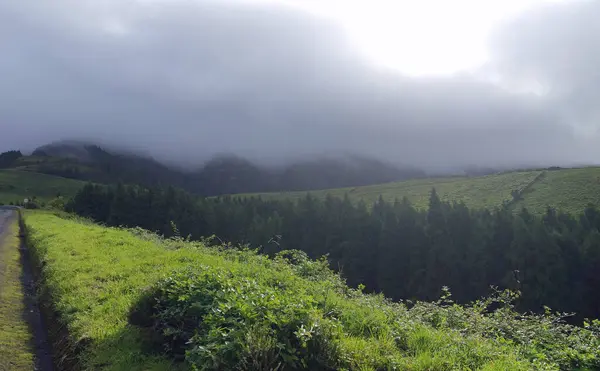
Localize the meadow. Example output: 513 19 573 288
237 171 543 209
512 167 600 214
0 169 86 204
23 211 600 370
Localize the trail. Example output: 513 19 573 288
0 207 53 371
505 170 547 212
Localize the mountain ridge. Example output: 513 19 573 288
14 141 428 196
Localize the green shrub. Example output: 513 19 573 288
133 265 344 370
406 288 600 370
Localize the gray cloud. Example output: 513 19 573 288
490 0 600 133
0 0 597 171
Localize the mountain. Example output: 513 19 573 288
30 142 188 189
10 142 426 195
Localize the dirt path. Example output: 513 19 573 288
0 208 53 371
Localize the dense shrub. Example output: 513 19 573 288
408 288 600 370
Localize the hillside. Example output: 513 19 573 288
23 211 600 370
239 167 600 215
513 167 600 214
238 170 541 208
0 170 86 204
13 143 426 196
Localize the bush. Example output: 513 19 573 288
407 287 600 370
134 266 600 371
132 264 346 370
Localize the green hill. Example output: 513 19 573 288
0 169 86 204
239 167 600 214
513 167 600 214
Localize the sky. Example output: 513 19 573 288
1 0 599 171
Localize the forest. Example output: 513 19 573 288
67 183 600 322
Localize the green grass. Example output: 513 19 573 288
239 170 543 210
513 167 600 215
25 211 543 370
0 211 35 370
0 169 86 204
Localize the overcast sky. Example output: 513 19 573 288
1 0 598 170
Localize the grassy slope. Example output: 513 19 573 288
240 171 543 210
12 155 105 179
0 169 86 203
513 167 600 215
25 211 535 370
0 212 35 370
241 167 600 215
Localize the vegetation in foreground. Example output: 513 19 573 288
69 183 600 321
0 212 35 370
25 211 600 370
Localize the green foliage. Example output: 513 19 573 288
409 288 600 370
142 267 339 370
47 196 66 210
27 211 579 370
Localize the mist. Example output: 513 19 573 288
1 0 599 171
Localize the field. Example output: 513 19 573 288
22 211 600 370
0 169 86 204
513 167 600 215
239 167 600 214
0 211 35 370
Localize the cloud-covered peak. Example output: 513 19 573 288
1 0 598 171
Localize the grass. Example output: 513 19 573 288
238 170 543 210
513 167 600 215
0 210 35 370
25 211 599 370
0 169 86 204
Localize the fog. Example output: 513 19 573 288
1 0 599 171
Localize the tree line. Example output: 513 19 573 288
67 183 600 321
0 150 22 168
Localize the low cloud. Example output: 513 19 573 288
0 0 597 171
